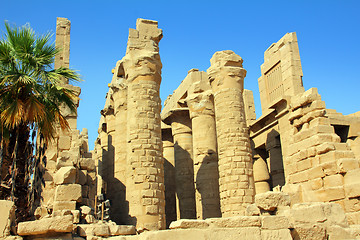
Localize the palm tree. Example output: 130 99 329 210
0 22 81 223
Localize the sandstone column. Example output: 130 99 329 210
167 110 197 220
162 125 177 227
123 19 165 230
207 50 255 216
187 86 221 219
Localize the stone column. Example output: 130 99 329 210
207 50 255 216
253 157 270 194
162 125 176 227
266 137 285 188
166 109 196 220
187 88 221 219
123 19 165 230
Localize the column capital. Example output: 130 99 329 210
207 50 247 92
186 91 215 119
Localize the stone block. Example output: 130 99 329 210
55 184 82 202
255 192 291 211
327 225 353 240
17 215 73 236
261 229 292 240
53 166 76 185
337 158 360 173
108 224 136 236
169 219 209 229
58 135 71 150
344 168 360 185
291 225 326 240
261 216 291 230
79 158 95 171
77 223 110 237
34 206 49 220
323 174 343 188
346 211 360 225
344 183 360 198
290 202 348 228
78 169 87 185
246 204 260 216
0 200 15 238
53 201 76 211
206 216 261 228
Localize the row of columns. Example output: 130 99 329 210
163 50 255 221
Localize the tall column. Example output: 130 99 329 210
187 88 221 219
162 125 176 227
123 19 165 230
166 109 196 219
207 50 255 216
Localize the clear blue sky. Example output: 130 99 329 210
1 0 359 150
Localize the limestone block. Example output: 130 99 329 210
80 206 92 216
345 183 360 199
337 158 360 173
54 166 76 185
77 223 110 237
78 169 87 185
53 201 76 211
207 216 261 228
108 224 136 236
17 215 73 236
290 202 348 228
55 184 82 202
169 219 209 229
344 168 360 185
255 192 291 211
209 227 261 240
85 215 95 224
291 225 326 240
261 229 292 240
79 158 95 171
346 211 360 225
261 216 291 230
56 151 78 169
0 200 15 238
246 204 261 216
58 135 71 150
34 206 49 220
327 225 353 240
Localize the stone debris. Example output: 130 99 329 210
255 191 291 211
17 215 74 236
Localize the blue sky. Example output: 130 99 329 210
1 0 359 150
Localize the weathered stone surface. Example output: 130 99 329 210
79 158 95 171
255 192 291 211
207 216 261 228
108 224 136 236
17 215 73 236
80 205 92 216
53 201 76 211
261 216 291 230
77 223 110 237
246 204 261 216
290 202 348 228
55 184 82 202
261 229 292 240
291 225 327 240
169 219 209 229
53 166 76 185
34 206 50 220
0 200 15 238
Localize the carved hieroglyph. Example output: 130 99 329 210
207 50 255 216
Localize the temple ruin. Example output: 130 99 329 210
1 17 360 240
